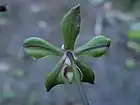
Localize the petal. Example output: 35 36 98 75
75 60 95 84
61 4 81 50
45 56 65 92
74 35 111 57
23 37 63 59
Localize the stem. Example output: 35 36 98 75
66 51 89 105
72 61 89 105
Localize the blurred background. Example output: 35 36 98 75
0 0 140 105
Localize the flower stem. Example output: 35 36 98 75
66 51 89 105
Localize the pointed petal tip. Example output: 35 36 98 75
73 4 80 9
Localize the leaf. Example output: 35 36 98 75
128 29 140 39
128 22 140 39
75 60 95 84
23 37 63 59
45 56 65 92
61 4 81 50
74 35 111 57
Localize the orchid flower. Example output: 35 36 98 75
23 4 111 105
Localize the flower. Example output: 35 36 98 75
23 4 111 92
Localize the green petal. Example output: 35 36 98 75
75 60 95 84
74 35 111 57
61 4 81 50
45 56 65 92
23 37 63 59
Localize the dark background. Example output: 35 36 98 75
0 0 140 105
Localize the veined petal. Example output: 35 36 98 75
23 37 63 59
74 35 111 57
61 4 81 50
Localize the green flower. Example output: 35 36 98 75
23 4 111 92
